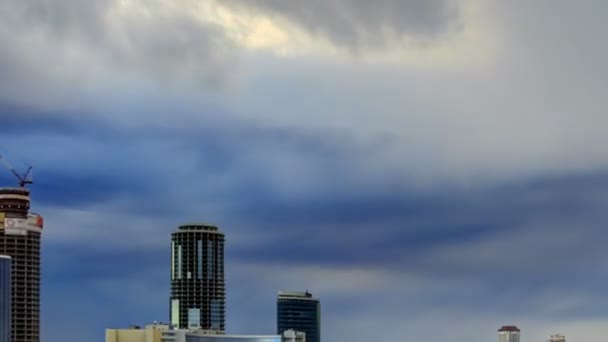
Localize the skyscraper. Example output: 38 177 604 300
277 291 320 342
170 223 225 332
498 326 520 342
0 255 11 342
0 187 44 342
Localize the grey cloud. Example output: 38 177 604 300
0 0 237 110
223 0 461 48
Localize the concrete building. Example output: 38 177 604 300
184 330 305 342
277 291 320 342
548 335 565 342
498 326 520 342
106 323 171 342
186 335 280 342
0 187 44 342
0 255 11 342
161 329 189 342
171 224 225 332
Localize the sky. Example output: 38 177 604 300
1 0 608 341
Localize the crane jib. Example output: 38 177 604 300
0 153 33 188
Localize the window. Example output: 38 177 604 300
177 245 183 279
210 299 221 330
197 240 203 279
207 241 213 280
188 308 201 329
171 299 180 327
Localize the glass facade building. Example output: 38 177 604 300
277 291 320 342
0 255 11 342
171 224 225 332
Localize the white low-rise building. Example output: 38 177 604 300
179 329 305 342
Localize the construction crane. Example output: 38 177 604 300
0 153 33 188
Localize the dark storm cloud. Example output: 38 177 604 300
224 0 461 48
228 171 608 277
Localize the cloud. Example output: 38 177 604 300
222 0 462 49
2 1 608 341
0 0 238 111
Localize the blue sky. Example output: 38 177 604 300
2 0 608 341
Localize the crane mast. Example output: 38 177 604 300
0 153 33 188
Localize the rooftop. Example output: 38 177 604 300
0 255 11 260
0 187 30 194
499 326 521 332
278 291 318 300
178 223 220 232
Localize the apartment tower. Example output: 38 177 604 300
499 326 521 342
0 255 11 342
0 187 44 342
277 291 320 342
170 223 225 332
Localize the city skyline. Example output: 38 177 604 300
2 0 608 341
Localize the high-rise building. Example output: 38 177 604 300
0 187 44 342
498 326 520 342
170 224 225 332
277 291 320 342
0 255 11 342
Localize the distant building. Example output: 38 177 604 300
498 326 520 342
277 291 320 342
0 187 44 342
186 334 281 342
110 325 306 342
0 255 11 342
183 330 305 342
170 224 225 332
106 322 171 342
548 335 565 342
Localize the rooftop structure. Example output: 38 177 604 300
498 325 520 342
548 335 566 342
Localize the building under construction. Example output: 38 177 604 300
170 223 225 332
0 154 43 342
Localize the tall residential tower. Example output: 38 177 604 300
0 187 44 342
498 326 520 342
170 223 225 332
277 291 320 342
